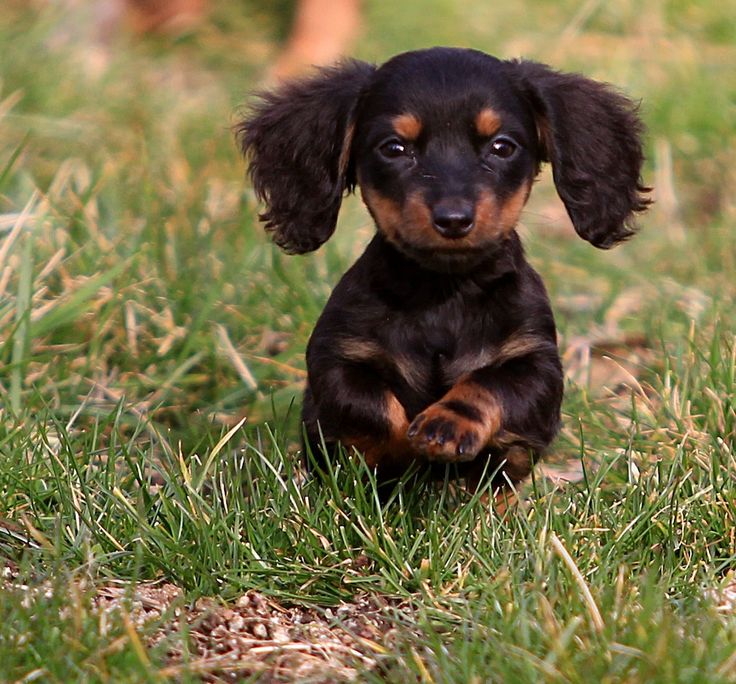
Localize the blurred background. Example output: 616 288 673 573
0 0 734 449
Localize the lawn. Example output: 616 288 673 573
1 1 735 681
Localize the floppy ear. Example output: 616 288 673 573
236 60 375 254
511 60 651 248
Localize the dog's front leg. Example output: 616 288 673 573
407 350 562 464
303 362 416 472
407 377 503 462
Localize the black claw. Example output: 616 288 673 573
424 418 450 444
457 432 477 457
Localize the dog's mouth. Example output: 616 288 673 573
386 230 504 273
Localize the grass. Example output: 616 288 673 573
1 0 735 681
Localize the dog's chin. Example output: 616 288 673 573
387 233 502 274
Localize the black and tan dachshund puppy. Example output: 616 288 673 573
238 47 649 490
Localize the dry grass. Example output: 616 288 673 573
1 1 735 681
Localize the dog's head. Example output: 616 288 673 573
238 48 650 270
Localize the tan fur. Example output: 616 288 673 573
338 337 428 392
347 392 413 470
338 337 385 363
409 379 503 462
392 113 423 141
361 188 404 243
393 354 429 392
403 192 436 242
338 121 356 178
473 190 497 241
535 114 552 161
498 183 531 234
362 172 531 264
363 184 530 256
443 330 549 383
475 184 530 241
500 445 533 483
467 445 533 504
495 331 548 365
444 381 503 436
365 188 479 251
385 392 410 437
475 108 502 137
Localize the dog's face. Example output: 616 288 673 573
238 48 649 262
354 51 539 271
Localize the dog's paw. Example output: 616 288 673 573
407 403 486 462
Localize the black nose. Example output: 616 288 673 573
431 200 475 239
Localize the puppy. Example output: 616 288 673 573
238 47 649 490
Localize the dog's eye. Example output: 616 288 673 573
488 137 517 159
378 139 408 159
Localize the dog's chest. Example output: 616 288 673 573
387 294 497 393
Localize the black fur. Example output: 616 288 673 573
237 47 650 490
511 60 651 247
236 60 375 253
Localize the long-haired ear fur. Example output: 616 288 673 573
236 60 375 254
511 60 651 248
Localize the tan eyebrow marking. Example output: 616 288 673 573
391 113 423 141
475 108 502 137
